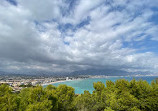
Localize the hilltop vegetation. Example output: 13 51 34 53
0 79 158 111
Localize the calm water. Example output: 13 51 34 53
46 76 158 94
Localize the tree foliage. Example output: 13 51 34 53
0 79 158 111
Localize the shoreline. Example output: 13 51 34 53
41 78 84 86
41 80 69 86
41 75 158 86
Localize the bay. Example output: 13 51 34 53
48 76 158 94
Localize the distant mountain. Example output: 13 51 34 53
70 68 151 76
70 68 129 76
0 68 152 77
0 71 7 75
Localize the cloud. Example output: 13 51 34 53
0 0 158 75
17 0 62 21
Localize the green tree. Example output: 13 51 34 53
75 90 94 111
92 82 106 111
104 107 114 111
45 85 58 111
0 84 19 111
19 86 52 111
54 84 76 111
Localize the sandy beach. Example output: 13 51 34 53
41 78 83 86
41 80 72 86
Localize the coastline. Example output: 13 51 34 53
41 80 69 86
41 78 84 86
41 75 158 86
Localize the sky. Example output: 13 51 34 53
0 0 158 75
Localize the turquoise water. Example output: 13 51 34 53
46 76 158 94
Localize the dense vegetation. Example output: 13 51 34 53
0 79 158 111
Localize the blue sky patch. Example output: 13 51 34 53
6 0 17 6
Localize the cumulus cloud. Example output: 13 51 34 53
0 0 158 75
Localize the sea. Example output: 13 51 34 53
45 76 158 94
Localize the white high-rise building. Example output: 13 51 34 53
66 77 69 81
